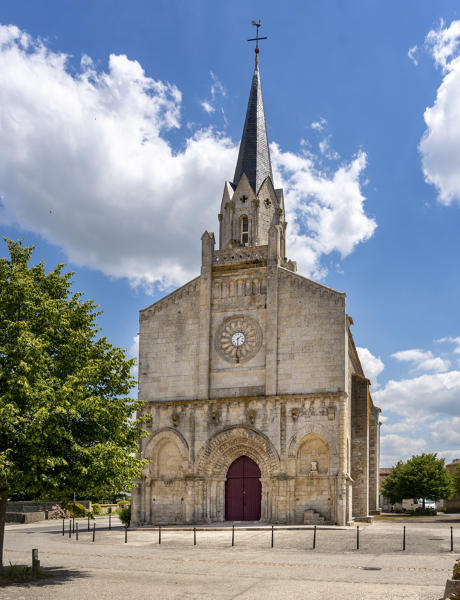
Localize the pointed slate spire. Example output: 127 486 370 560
233 55 273 194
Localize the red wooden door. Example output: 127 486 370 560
225 455 261 521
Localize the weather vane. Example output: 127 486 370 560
248 20 267 55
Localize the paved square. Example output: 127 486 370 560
1 516 459 599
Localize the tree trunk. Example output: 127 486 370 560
0 491 8 573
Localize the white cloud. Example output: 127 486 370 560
380 416 460 467
428 416 460 445
380 433 428 467
199 72 226 116
273 145 376 279
200 100 215 114
0 25 376 289
311 117 327 131
210 71 226 99
129 334 139 378
374 370 460 417
420 20 460 204
391 348 450 373
408 45 419 66
425 19 460 70
436 336 460 353
356 347 384 388
318 136 339 160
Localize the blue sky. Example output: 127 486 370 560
1 0 460 467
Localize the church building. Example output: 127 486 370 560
131 45 381 526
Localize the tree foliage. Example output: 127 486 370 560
454 464 460 496
381 453 454 507
0 239 147 566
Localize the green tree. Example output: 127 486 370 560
0 239 147 569
381 460 407 504
382 453 454 510
454 464 460 496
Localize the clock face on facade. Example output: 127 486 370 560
215 315 262 363
231 332 245 347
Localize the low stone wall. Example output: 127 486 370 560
6 512 45 523
7 500 92 512
99 504 119 514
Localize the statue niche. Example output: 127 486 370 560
297 433 330 475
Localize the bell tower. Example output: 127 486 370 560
218 35 286 257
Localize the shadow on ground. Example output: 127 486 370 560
0 566 89 589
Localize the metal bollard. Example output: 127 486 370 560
88 515 90 532
271 525 274 548
403 526 406 551
232 524 234 547
193 527 196 546
125 525 128 544
451 526 454 552
72 517 75 533
32 549 40 576
109 514 111 531
357 526 360 550
76 523 79 541
62 518 65 536
158 525 161 545
313 525 317 549
92 521 96 542
68 519 71 538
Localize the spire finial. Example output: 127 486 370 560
248 20 267 64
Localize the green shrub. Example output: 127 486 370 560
0 563 52 584
65 502 87 517
117 499 131 509
117 505 131 527
414 506 437 516
92 503 102 516
454 558 460 580
107 507 112 515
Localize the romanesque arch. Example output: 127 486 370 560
143 427 189 478
293 431 334 524
194 426 280 522
296 433 330 475
141 428 191 525
287 423 338 461
195 425 280 479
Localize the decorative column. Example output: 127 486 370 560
335 393 348 525
265 225 281 396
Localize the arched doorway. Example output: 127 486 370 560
225 455 261 521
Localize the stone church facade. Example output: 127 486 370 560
131 53 381 527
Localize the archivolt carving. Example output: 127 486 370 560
288 423 338 458
195 426 280 478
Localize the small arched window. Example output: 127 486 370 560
240 216 249 246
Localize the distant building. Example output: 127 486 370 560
379 467 392 511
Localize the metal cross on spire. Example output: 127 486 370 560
248 20 267 55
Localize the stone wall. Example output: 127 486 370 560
139 277 200 401
132 391 348 526
135 221 379 528
277 270 346 396
351 375 370 518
